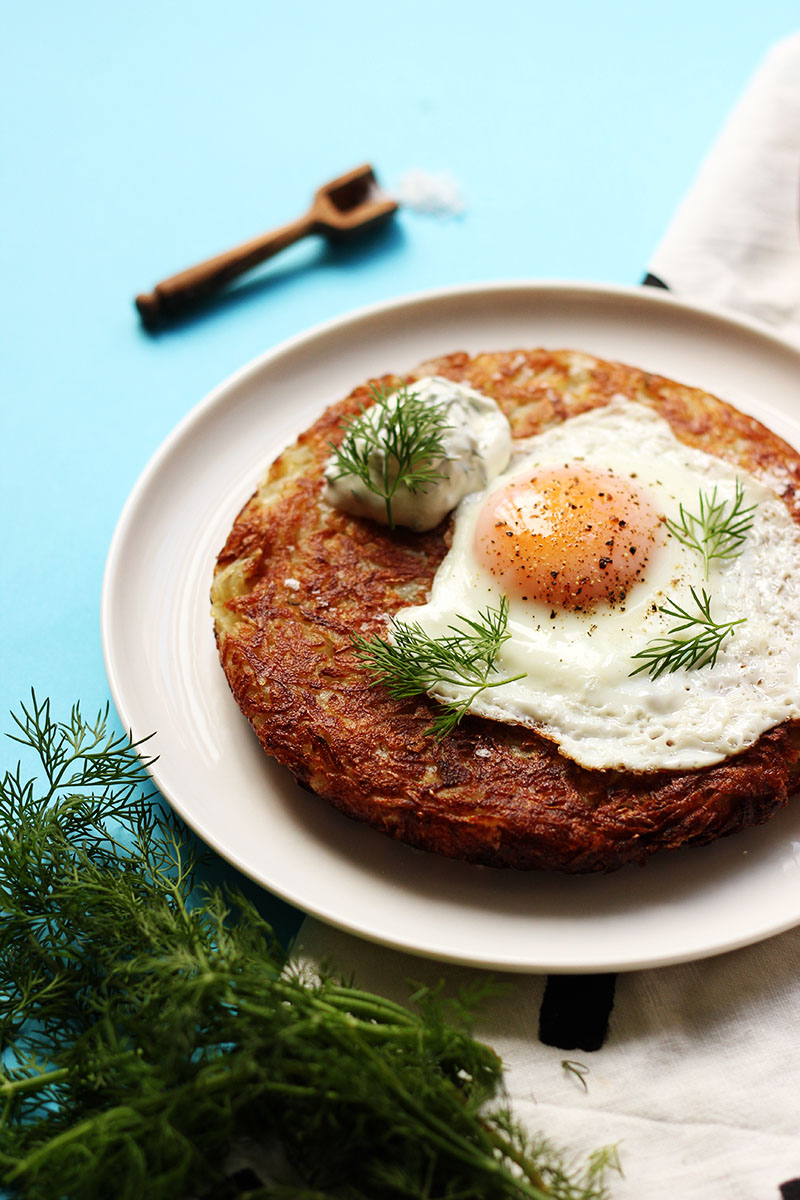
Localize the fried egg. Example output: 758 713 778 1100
394 398 800 771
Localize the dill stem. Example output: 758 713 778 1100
1 1069 69 1140
249 1079 345 1102
305 983 420 1026
0 1068 70 1097
483 1122 553 1192
328 1028 552 1199
212 977 544 1198
235 992 417 1044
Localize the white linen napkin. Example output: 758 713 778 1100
295 34 800 1199
649 32 800 344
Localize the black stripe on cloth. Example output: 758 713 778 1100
780 1181 800 1199
538 973 617 1051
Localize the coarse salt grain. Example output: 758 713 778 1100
393 168 466 218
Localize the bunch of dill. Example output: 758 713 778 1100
0 695 618 1200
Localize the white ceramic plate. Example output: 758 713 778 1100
102 280 800 974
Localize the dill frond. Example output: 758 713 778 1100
353 597 526 739
0 695 619 1200
561 1060 590 1092
327 382 453 528
664 479 756 578
629 588 746 680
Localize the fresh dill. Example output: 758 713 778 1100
629 587 746 680
561 1061 590 1093
0 694 619 1200
327 382 453 528
353 597 526 739
664 479 756 578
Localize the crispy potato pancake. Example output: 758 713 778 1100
211 349 800 872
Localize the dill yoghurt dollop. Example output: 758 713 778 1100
324 376 512 531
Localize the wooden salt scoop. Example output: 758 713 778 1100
135 164 398 329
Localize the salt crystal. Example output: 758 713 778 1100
393 168 466 218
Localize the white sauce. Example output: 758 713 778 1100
323 376 511 531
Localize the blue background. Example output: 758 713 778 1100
3 1 800 939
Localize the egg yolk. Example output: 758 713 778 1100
474 464 662 611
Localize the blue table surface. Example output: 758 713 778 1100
3 0 800 941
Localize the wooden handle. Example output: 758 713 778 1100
136 212 315 328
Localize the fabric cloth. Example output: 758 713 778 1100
649 32 800 345
296 33 800 1199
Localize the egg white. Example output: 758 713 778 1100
394 398 800 771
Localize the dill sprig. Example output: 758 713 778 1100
0 694 619 1200
328 382 453 528
353 597 526 740
630 587 746 680
561 1061 590 1093
664 479 756 578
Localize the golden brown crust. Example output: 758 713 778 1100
211 348 800 873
